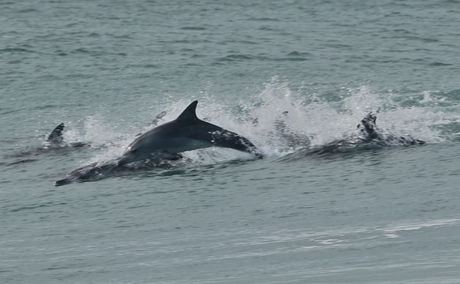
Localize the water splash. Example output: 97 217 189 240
66 80 460 166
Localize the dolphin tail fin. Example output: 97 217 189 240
47 123 65 144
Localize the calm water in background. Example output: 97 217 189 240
2 0 460 283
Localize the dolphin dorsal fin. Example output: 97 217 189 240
176 100 199 122
47 123 65 143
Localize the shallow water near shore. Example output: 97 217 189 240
2 0 460 283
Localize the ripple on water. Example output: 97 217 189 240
8 202 68 213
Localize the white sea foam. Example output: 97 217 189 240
67 80 460 165
379 218 460 233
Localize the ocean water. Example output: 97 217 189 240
2 0 460 283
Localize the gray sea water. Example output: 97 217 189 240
2 0 460 283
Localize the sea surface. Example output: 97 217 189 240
2 0 460 283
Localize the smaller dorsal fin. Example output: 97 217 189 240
47 123 65 143
176 100 199 121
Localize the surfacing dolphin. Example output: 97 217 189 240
356 112 425 145
280 111 425 161
46 123 88 148
5 123 88 163
55 100 263 186
308 112 425 156
117 100 263 165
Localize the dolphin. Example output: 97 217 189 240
309 112 425 155
55 100 263 186
356 112 425 145
280 111 425 161
5 123 87 162
118 100 263 165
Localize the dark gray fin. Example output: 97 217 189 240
47 123 65 144
357 112 380 141
176 100 199 122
